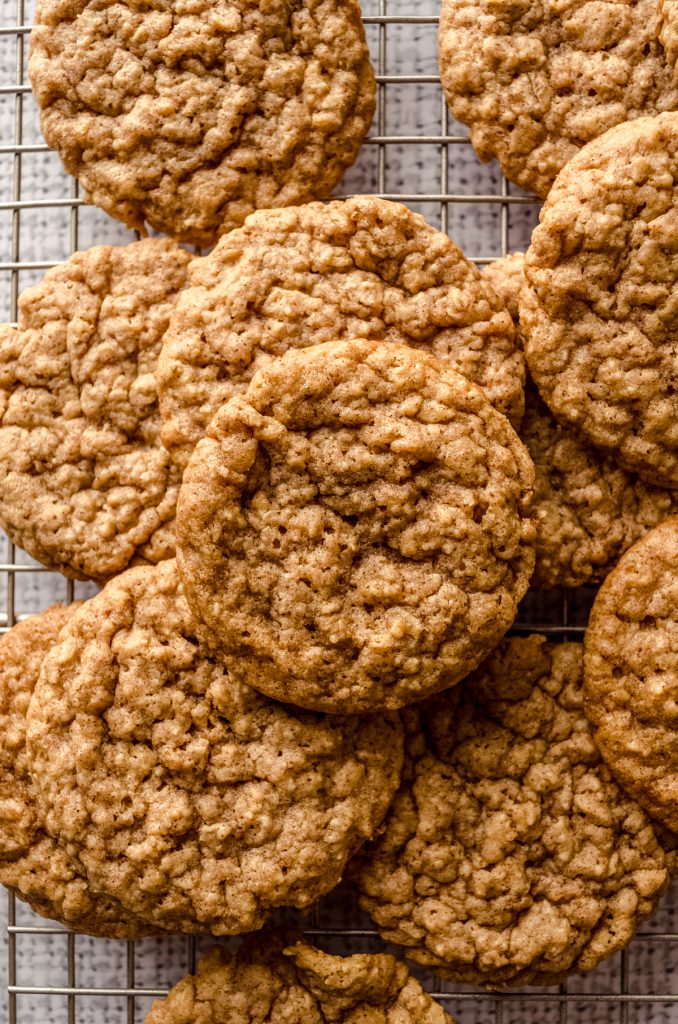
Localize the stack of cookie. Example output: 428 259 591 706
2 167 678 995
3 0 678 1012
1 561 403 937
0 211 539 935
352 107 678 989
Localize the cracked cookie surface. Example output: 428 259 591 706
584 517 678 833
439 0 678 197
29 0 375 245
26 560 403 934
0 604 155 937
353 635 677 987
145 930 453 1024
176 338 535 714
522 113 678 488
158 197 524 470
0 238 189 579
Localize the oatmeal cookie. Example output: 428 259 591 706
584 517 678 833
157 197 524 470
522 113 678 488
523 389 678 588
439 0 678 198
176 338 535 714
145 930 453 1024
29 0 375 246
353 635 677 988
0 238 190 579
26 560 403 935
0 604 154 937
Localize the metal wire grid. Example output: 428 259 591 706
1 1 678 1021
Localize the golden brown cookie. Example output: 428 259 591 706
0 239 189 580
0 605 155 938
522 113 678 488
439 0 678 197
523 389 678 588
144 931 453 1024
584 517 678 833
29 0 375 246
176 338 535 714
353 635 677 988
26 560 403 935
157 197 525 470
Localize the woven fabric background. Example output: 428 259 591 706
1 0 678 1021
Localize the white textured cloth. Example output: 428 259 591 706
1 0 677 1021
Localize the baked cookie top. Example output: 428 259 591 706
0 604 154 938
353 635 677 988
523 389 678 588
176 338 535 714
145 931 453 1024
26 560 403 935
29 0 375 246
0 238 189 580
439 0 678 198
157 197 525 470
522 113 678 488
584 517 678 832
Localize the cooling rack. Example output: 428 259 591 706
1 0 678 1020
